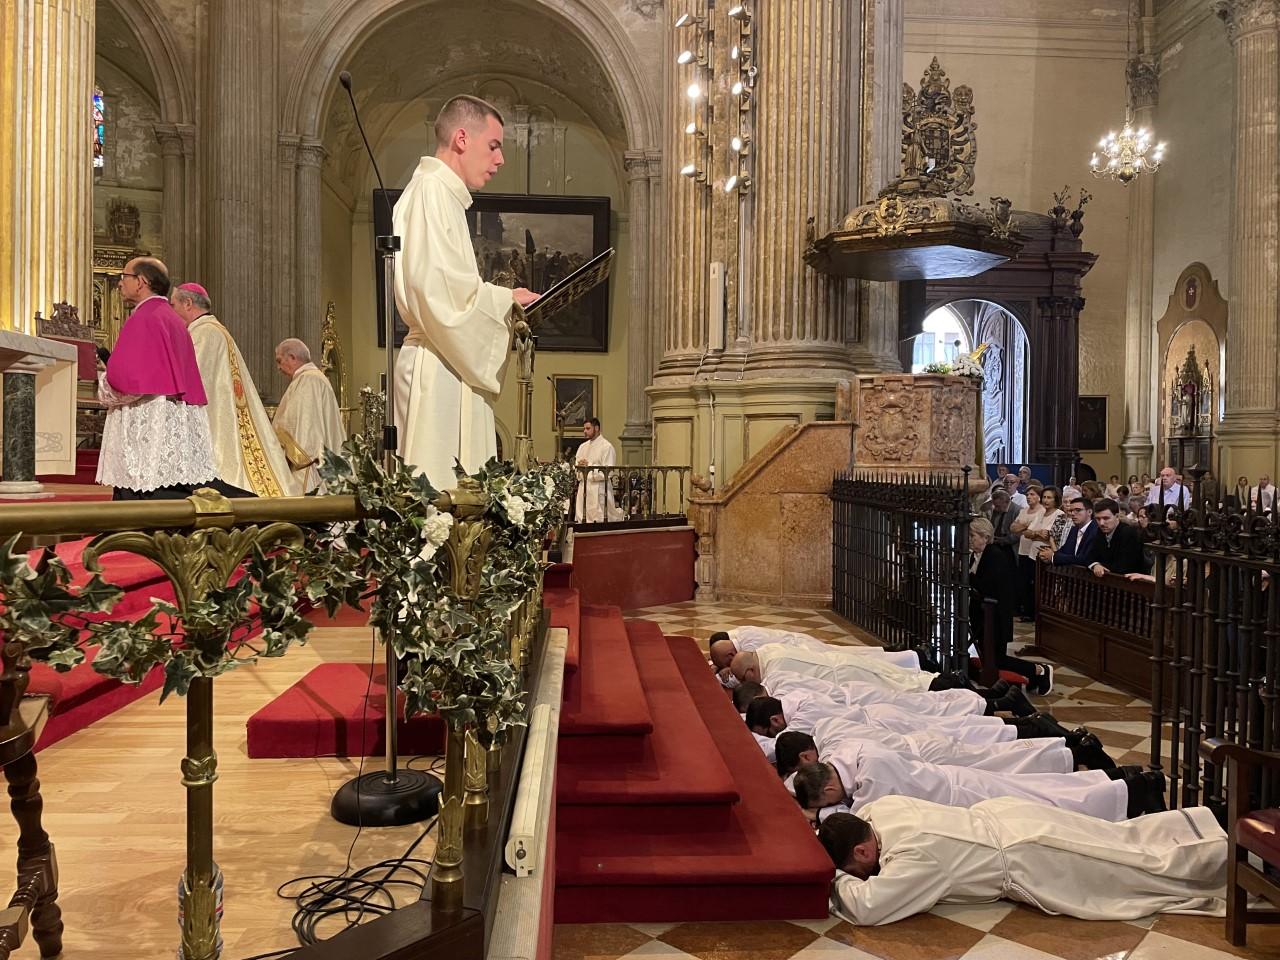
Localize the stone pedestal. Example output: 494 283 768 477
853 373 981 476
0 331 78 496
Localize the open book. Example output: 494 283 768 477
522 247 615 326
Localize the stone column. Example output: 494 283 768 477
0 368 42 495
0 0 94 334
1119 57 1158 478
275 133 300 389
1216 0 1280 480
621 151 653 462
178 124 202 276
745 0 859 372
850 0 905 373
207 0 275 389
155 123 187 279
295 139 326 364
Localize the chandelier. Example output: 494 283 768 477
1089 0 1166 185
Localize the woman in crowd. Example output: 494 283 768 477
1010 485 1045 621
969 518 1054 693
1234 475 1250 510
1012 485 1066 621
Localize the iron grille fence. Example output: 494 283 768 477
569 465 692 529
1148 468 1280 813
831 468 973 671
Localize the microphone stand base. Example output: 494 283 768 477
331 768 443 827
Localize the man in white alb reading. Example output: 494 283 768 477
393 95 538 490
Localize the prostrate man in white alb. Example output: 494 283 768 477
272 338 346 493
393 94 538 490
171 282 299 497
819 797 1226 925
573 417 620 522
708 627 921 676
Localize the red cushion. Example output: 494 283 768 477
1238 808 1280 864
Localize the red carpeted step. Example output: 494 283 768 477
553 634 833 923
557 620 738 831
544 586 580 678
245 662 444 758
560 605 651 738
545 562 573 590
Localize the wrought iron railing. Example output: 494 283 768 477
830 468 973 671
568 464 693 528
1146 468 1280 814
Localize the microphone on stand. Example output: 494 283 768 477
329 71 440 830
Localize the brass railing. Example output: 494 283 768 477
568 464 692 527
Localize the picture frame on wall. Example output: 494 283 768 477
373 189 611 351
1077 395 1108 451
552 374 597 434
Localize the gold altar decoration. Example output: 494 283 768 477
806 57 1023 282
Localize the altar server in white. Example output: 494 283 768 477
793 740 1163 823
819 797 1226 925
392 95 538 490
171 283 299 497
573 417 620 522
272 338 346 492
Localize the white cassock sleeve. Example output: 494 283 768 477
830 850 951 926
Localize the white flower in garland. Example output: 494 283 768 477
543 475 555 499
502 494 528 527
418 508 454 562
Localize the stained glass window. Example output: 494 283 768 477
93 87 105 169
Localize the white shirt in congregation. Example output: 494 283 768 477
829 796 1226 926
1146 482 1190 509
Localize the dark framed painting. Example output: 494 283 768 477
552 374 597 433
1077 395 1108 451
374 189 611 351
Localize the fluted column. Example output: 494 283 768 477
657 0 711 378
295 139 326 364
1216 0 1280 478
850 0 904 372
207 0 275 389
0 0 94 333
178 124 202 277
745 0 857 372
275 133 300 387
1120 58 1158 477
155 123 187 279
621 151 654 458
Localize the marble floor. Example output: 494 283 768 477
550 601 1270 960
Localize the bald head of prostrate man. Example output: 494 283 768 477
730 650 762 684
708 631 736 671
433 94 506 191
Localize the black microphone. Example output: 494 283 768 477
338 71 396 231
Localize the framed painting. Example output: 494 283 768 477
552 374 597 433
374 189 611 351
1077 395 1108 451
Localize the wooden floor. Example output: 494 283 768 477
20 627 437 959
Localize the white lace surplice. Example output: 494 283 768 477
96 374 218 492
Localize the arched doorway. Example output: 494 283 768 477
912 299 1030 464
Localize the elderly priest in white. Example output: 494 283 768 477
392 94 538 490
573 417 621 522
171 283 299 497
819 797 1227 926
272 338 346 493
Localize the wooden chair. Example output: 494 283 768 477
1201 737 1280 947
0 639 62 958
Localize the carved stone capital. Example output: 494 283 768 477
176 123 198 158
623 151 649 182
1215 0 1280 43
153 122 184 158
278 133 301 165
296 139 326 168
1127 56 1160 109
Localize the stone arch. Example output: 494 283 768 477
99 0 194 123
281 0 659 151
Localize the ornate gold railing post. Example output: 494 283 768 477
513 319 535 472
463 726 489 827
431 478 493 913
81 489 305 960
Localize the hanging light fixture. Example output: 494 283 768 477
1089 0 1166 185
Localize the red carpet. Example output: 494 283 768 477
245 661 445 758
554 603 833 922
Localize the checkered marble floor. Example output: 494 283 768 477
549 602 1263 960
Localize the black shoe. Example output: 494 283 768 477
1028 664 1054 696
1141 770 1168 813
1068 732 1116 771
994 685 1036 718
990 678 1012 698
1115 765 1148 818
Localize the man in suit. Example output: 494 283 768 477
1087 498 1149 577
1038 497 1097 567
